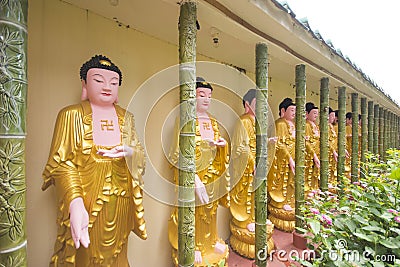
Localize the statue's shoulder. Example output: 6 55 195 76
275 117 286 126
114 104 129 116
57 102 85 118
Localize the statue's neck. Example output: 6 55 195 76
90 102 115 113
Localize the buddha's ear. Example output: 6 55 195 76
244 101 250 113
81 80 88 101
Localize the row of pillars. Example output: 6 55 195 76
178 2 399 267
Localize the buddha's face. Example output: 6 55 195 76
82 68 119 106
284 105 296 121
196 87 212 113
328 112 336 124
307 108 319 122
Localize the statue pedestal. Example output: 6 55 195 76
267 206 295 232
229 221 275 259
293 231 307 250
172 241 229 267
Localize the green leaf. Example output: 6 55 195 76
370 261 385 267
334 219 345 230
346 220 357 232
362 225 385 233
379 239 400 249
353 214 368 225
353 232 374 242
389 227 400 235
389 168 400 180
369 207 381 217
309 220 321 235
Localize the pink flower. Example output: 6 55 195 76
394 216 400 223
310 208 320 215
388 209 398 214
321 214 333 225
308 192 315 198
353 181 360 186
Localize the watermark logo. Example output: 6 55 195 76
257 238 396 264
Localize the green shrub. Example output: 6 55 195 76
296 149 400 267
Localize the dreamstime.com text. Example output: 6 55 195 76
256 239 396 264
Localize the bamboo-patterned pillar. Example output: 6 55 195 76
396 115 399 149
390 112 395 149
392 113 396 148
337 87 346 190
319 78 329 191
388 112 392 149
378 107 384 158
351 93 359 183
397 115 400 149
294 64 306 232
360 98 367 178
373 104 379 154
0 1 28 266
254 43 269 267
395 115 398 149
383 109 388 160
367 101 374 152
178 2 197 266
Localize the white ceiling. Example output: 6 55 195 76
62 0 399 113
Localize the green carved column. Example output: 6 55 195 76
367 101 374 152
254 42 269 267
373 104 379 154
390 112 394 149
337 87 346 191
295 64 306 232
0 1 28 266
360 98 367 178
378 107 384 158
178 2 196 266
387 111 390 151
383 109 388 160
394 114 400 149
351 93 359 183
319 77 329 191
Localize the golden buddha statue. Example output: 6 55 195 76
267 98 296 232
304 102 320 194
328 108 338 188
168 78 230 267
42 55 147 266
229 89 274 258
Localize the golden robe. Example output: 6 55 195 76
267 118 295 232
42 101 147 266
229 114 274 258
328 123 338 186
305 121 320 193
168 115 230 267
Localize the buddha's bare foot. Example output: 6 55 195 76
214 241 226 254
195 250 202 264
246 222 255 232
283 204 293 211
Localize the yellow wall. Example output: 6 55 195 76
26 0 338 266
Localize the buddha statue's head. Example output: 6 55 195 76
79 55 122 106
